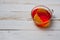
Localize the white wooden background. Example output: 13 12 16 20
0 0 60 40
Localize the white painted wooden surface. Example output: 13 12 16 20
0 0 60 40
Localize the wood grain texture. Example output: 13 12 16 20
0 4 60 18
0 0 60 30
0 0 60 40
0 31 60 40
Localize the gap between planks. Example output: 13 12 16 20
0 29 60 31
0 18 60 21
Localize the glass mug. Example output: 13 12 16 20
31 5 52 28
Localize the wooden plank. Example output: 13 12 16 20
0 11 60 20
0 20 60 30
0 4 60 11
0 31 60 40
0 0 60 5
0 4 60 18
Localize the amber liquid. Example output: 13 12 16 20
32 8 51 22
31 8 52 28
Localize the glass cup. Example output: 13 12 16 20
31 5 52 28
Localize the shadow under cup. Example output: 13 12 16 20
31 5 52 28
